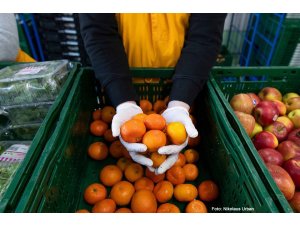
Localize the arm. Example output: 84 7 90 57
170 13 227 106
79 13 138 107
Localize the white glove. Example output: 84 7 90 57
154 100 198 174
112 101 153 167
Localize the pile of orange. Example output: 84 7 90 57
77 101 219 213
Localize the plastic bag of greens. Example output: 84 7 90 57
0 60 70 106
0 101 53 126
0 143 30 198
0 123 41 141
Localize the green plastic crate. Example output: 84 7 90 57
0 62 80 212
14 67 285 213
209 66 300 213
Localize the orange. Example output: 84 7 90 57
144 114 166 130
120 119 146 143
145 110 156 115
166 166 185 185
183 164 199 181
174 184 198 202
132 113 147 122
145 168 165 183
150 152 167 168
153 100 167 113
101 106 116 123
184 149 199 164
163 96 170 105
116 157 133 171
142 130 167 152
87 142 108 160
173 153 186 167
188 136 201 148
157 203 180 213
121 147 131 159
92 109 102 121
92 198 116 213
166 122 187 145
198 180 219 202
90 120 108 136
83 183 107 205
109 140 126 158
115 208 132 213
104 129 118 142
185 200 207 213
134 177 154 191
124 163 144 182
140 99 153 113
189 114 197 125
75 209 90 213
131 190 157 213
153 181 174 203
100 165 123 187
110 181 135 206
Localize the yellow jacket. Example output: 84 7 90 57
116 13 190 68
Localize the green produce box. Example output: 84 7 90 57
0 62 80 212
15 68 284 213
209 66 300 213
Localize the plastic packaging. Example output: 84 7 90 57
0 102 53 126
0 123 41 141
0 60 70 106
0 143 31 198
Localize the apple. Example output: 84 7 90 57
288 128 300 146
266 163 295 201
258 87 282 101
234 111 255 136
283 157 300 189
252 131 278 150
247 93 261 107
272 100 287 116
289 192 300 213
285 97 300 113
253 101 279 126
276 116 294 133
264 121 288 142
277 140 300 161
282 92 299 104
250 122 263 138
288 109 300 128
230 93 254 114
258 148 283 166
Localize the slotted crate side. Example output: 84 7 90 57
14 67 285 212
209 66 300 213
0 62 80 212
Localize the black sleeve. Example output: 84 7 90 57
79 13 138 107
170 13 227 106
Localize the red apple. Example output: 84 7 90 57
283 157 300 189
247 93 261 107
264 121 288 142
288 109 300 128
234 111 255 136
252 131 279 150
258 87 282 101
277 140 300 161
276 116 294 134
289 192 300 213
266 163 295 201
282 92 299 104
253 101 279 126
230 93 254 114
272 100 287 116
288 128 300 146
258 148 284 166
285 97 300 113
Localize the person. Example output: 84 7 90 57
0 13 35 62
79 13 226 174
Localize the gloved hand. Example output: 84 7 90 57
112 101 153 167
155 100 198 174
